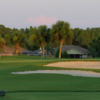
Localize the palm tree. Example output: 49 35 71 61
29 25 50 57
51 21 70 58
11 30 26 55
45 44 54 55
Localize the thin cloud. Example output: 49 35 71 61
26 17 33 23
17 23 23 26
26 15 57 26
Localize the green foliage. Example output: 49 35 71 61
0 37 5 44
4 34 11 46
55 47 63 58
55 47 59 58
0 24 5 28
1 23 100 52
24 40 39 51
73 28 100 48
51 21 70 58
62 51 69 58
28 26 37 38
29 25 51 57
11 32 25 44
88 36 100 57
10 30 27 49
29 25 50 47
51 21 70 43
64 29 74 45
45 44 54 55
55 48 69 58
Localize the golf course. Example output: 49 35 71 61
0 55 100 100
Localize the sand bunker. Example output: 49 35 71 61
12 70 100 77
44 61 100 69
11 61 100 77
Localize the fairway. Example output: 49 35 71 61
0 55 100 100
1 92 100 100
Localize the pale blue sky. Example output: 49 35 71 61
0 0 100 29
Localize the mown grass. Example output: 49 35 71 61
0 55 100 73
1 74 100 92
0 55 100 100
1 92 100 100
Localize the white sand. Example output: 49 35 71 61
44 61 100 69
12 70 100 77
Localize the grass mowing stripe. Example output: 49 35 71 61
5 90 100 92
1 92 100 100
1 74 100 92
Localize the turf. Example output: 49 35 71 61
0 55 100 73
1 92 100 100
1 74 100 92
0 55 100 100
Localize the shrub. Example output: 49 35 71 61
62 51 69 58
55 48 63 58
55 48 59 58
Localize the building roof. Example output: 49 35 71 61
54 45 88 54
3 45 32 53
33 49 47 55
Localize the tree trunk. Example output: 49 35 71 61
59 39 64 58
15 43 19 55
15 49 19 55
42 45 45 57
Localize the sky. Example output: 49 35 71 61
0 0 100 29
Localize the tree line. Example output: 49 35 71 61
0 21 100 58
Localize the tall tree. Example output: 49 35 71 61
45 44 54 55
11 30 26 55
29 25 50 57
88 37 100 57
51 21 70 58
64 29 74 45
